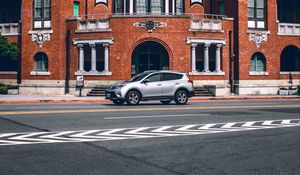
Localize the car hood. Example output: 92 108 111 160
107 81 132 90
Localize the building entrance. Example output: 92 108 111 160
132 41 169 75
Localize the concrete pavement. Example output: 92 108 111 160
0 94 299 104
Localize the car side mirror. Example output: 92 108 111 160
142 79 150 84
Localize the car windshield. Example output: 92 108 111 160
128 72 151 82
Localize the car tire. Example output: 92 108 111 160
126 91 141 105
160 100 172 105
175 90 188 105
112 99 125 105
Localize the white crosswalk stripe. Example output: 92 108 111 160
0 119 299 146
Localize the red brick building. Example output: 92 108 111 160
0 0 299 96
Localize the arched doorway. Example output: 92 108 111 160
132 41 169 75
280 45 300 72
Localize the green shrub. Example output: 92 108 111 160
0 85 8 94
7 85 18 89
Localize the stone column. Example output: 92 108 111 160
90 43 97 72
204 44 210 72
78 44 84 72
123 0 127 14
172 0 175 14
103 44 109 72
165 0 169 14
215 44 222 72
191 43 197 72
130 0 134 14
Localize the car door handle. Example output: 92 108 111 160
175 83 180 85
157 84 162 86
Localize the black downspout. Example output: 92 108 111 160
229 30 234 94
17 20 22 85
65 30 70 94
85 0 88 18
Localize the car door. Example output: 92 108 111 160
139 73 162 98
161 73 183 96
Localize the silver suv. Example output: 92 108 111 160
105 71 194 105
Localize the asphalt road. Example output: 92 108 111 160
0 99 299 175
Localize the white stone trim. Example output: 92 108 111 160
73 38 114 45
29 30 53 48
189 71 225 76
75 71 112 76
186 37 226 45
0 71 17 75
280 72 300 75
30 71 51 76
249 71 269 76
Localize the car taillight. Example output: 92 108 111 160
188 80 193 85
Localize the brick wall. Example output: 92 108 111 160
236 0 300 81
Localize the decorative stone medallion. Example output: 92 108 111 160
133 20 167 33
29 30 53 48
248 31 268 48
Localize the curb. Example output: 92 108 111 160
0 96 299 104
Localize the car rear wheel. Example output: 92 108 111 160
160 100 171 105
126 91 141 105
175 90 188 105
112 99 125 105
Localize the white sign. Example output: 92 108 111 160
95 0 108 5
77 75 84 81
191 0 203 5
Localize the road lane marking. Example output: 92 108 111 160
104 114 209 120
0 104 299 116
1 119 299 146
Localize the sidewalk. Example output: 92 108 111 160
0 94 299 104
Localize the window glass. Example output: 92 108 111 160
218 2 225 15
148 73 161 82
129 72 151 82
176 0 184 14
34 52 48 72
33 0 51 28
256 0 264 8
151 0 162 14
248 8 255 18
35 0 42 7
248 0 266 29
136 0 147 13
162 73 183 81
248 0 255 7
257 9 264 18
74 2 79 16
251 53 266 72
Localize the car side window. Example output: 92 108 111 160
162 73 183 81
147 73 161 82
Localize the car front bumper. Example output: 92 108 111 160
105 90 125 100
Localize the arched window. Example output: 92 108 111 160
34 52 48 71
280 45 300 72
251 52 266 72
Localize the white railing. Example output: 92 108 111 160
190 14 224 32
77 19 110 32
0 23 19 36
278 23 300 36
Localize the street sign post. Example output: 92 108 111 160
76 75 84 97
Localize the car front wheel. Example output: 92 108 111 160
126 91 141 105
175 90 188 105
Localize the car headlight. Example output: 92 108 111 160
116 85 125 89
